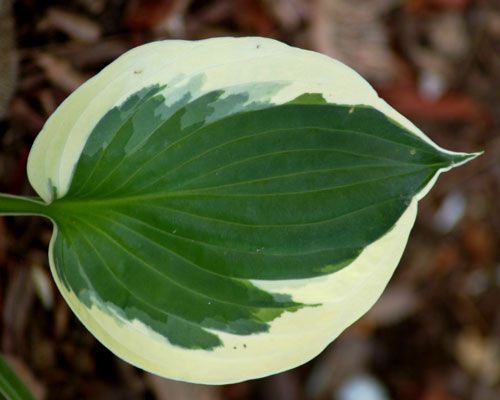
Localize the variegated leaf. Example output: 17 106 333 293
0 37 479 384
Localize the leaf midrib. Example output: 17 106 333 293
50 165 439 212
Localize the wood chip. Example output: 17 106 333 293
305 334 372 399
31 264 54 310
262 0 307 31
310 0 400 83
366 285 421 326
0 0 17 118
145 374 222 400
455 330 500 385
2 266 35 352
47 7 101 43
35 53 87 93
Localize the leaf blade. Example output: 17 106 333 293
23 37 479 384
45 84 459 346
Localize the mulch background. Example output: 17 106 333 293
0 1 498 399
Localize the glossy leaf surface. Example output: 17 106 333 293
47 85 465 346
14 37 478 383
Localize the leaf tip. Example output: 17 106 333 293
444 150 483 169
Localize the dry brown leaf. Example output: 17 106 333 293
31 264 54 310
35 53 87 93
431 242 461 275
125 0 176 31
455 329 500 385
37 88 58 116
68 40 129 69
9 97 45 134
460 219 497 266
2 267 35 352
233 0 276 36
426 11 470 59
261 0 307 32
305 334 372 399
377 84 487 122
366 285 421 326
310 0 400 83
154 0 192 37
145 374 222 400
46 7 101 43
402 10 471 98
54 298 70 338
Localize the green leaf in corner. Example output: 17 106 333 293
0 355 36 400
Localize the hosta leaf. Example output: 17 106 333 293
5 37 478 384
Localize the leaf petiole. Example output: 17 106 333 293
0 193 50 217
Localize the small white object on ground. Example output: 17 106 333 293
336 374 391 400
